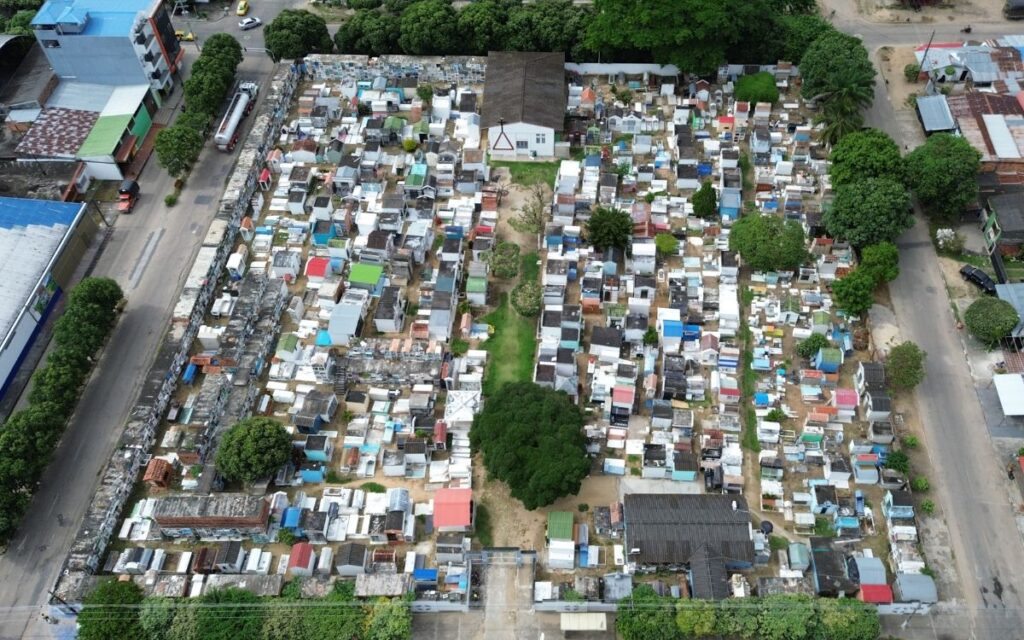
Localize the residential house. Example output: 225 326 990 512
482 52 566 159
374 285 405 333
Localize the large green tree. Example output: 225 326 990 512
364 597 413 640
886 340 926 391
265 9 333 61
457 0 508 55
196 588 264 640
586 207 633 250
829 129 905 186
729 214 808 272
202 33 244 68
801 31 875 104
778 14 835 63
676 600 717 637
398 0 458 55
692 181 717 219
154 126 204 179
77 580 144 640
617 585 679 640
215 417 293 483
860 241 900 284
302 581 367 638
334 10 400 56
825 178 912 249
815 98 865 146
470 382 589 510
905 133 982 220
817 598 881 640
758 595 816 640
965 297 1020 347
139 597 178 640
504 0 592 57
831 268 876 317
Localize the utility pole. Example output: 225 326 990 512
48 589 80 616
918 30 937 89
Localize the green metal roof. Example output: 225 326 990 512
349 263 383 286
77 114 132 158
466 276 487 293
548 511 573 541
819 347 843 363
383 115 406 131
277 333 299 353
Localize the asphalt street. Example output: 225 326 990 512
0 9 290 638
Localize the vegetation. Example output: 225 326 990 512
618 591 879 640
264 9 333 61
488 242 521 279
334 9 401 56
885 450 910 475
77 579 144 640
655 232 679 257
904 63 921 82
0 9 34 35
911 476 931 493
905 133 982 220
814 517 836 537
831 269 876 317
474 503 493 547
795 333 829 360
825 178 912 249
921 499 935 515
510 281 542 317
860 242 900 284
691 181 717 219
586 207 633 250
828 129 905 187
0 277 122 544
887 341 927 391
215 417 293 483
801 32 875 144
470 382 589 510
155 126 204 179
765 408 788 423
735 72 780 104
491 160 559 187
965 297 1020 347
643 326 659 346
509 184 549 235
480 292 537 395
729 214 808 272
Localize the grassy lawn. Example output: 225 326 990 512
490 160 559 187
520 251 540 282
474 503 494 548
480 293 537 396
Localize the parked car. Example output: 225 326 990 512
174 30 195 41
117 180 139 214
239 16 262 30
959 264 997 295
236 0 249 16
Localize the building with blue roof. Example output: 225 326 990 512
0 196 89 399
31 0 181 99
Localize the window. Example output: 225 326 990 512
535 133 546 144
41 39 60 48
516 140 529 150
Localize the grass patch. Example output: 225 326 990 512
769 535 790 551
814 517 836 538
490 160 559 187
480 293 537 396
361 482 387 493
739 152 753 193
450 338 470 356
475 503 494 548
520 252 540 283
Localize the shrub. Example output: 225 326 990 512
911 476 931 493
886 341 926 391
920 499 935 515
796 333 829 359
965 297 1020 347
164 194 178 207
654 232 679 257
488 242 520 279
277 528 297 545
885 450 910 475
765 408 787 423
450 338 469 356
511 281 542 317
902 435 920 449
578 503 589 512
904 63 921 82
361 482 387 493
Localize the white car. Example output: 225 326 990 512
239 16 262 30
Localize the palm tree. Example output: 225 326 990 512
816 98 864 146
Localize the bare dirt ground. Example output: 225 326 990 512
878 46 926 114
822 0 1005 23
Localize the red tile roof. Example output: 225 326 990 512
859 584 893 604
306 256 330 278
289 542 314 569
434 488 472 528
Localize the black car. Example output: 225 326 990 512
959 264 997 295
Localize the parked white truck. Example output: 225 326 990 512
214 82 259 152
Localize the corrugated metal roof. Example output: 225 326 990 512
0 197 83 341
46 81 113 112
547 511 574 540
101 84 149 117
14 107 97 158
78 113 131 158
916 95 955 132
983 114 1022 158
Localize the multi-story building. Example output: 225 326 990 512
31 0 182 101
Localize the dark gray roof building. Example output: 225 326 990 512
481 51 566 130
623 494 754 566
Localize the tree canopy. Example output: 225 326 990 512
398 0 459 55
801 31 875 103
886 340 926 391
860 242 900 284
196 588 264 640
729 214 808 272
831 268 876 317
155 126 204 179
587 207 633 251
457 0 508 55
78 580 144 640
825 178 912 249
796 332 829 359
488 241 520 279
829 129 905 186
334 10 400 56
216 417 293 483
470 382 589 510
692 181 717 219
965 297 1020 346
736 72 780 104
778 14 835 63
655 233 679 257
265 9 333 61
905 133 982 220
510 281 542 317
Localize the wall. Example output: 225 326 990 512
53 63 300 604
565 62 681 77
305 54 487 85
487 122 554 159
37 35 145 87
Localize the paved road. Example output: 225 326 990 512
815 5 1024 636
0 14 288 638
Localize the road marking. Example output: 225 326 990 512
128 228 164 290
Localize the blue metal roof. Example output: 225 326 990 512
283 507 302 528
662 320 683 337
413 568 438 581
32 0 152 36
0 196 81 229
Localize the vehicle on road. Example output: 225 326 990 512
175 30 195 41
117 180 139 214
236 0 249 16
239 16 262 30
214 82 259 152
959 264 997 296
